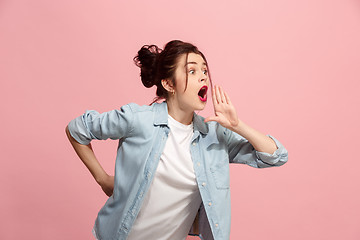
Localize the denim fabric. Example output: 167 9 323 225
68 101 288 240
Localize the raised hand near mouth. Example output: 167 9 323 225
204 85 278 154
204 85 239 131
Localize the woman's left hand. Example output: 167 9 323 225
204 85 239 130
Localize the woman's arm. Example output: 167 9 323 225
65 125 114 196
230 119 277 154
65 105 134 195
205 85 277 154
205 85 287 167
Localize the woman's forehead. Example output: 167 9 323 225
179 53 206 66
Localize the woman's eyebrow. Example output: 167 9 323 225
185 62 207 66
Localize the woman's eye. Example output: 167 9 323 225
189 69 195 74
203 69 208 75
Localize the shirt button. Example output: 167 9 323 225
215 224 219 227
208 202 212 206
202 182 206 186
192 142 196 146
197 162 201 166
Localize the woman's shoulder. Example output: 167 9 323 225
122 102 167 134
121 102 167 128
123 101 164 113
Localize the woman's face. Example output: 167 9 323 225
171 52 209 113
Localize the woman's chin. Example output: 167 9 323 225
195 102 207 111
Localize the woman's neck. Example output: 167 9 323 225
166 101 193 125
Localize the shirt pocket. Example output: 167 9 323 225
210 157 230 189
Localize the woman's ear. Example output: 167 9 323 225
161 79 175 93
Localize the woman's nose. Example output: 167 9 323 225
200 73 207 82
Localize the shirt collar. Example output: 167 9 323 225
153 101 209 135
193 112 209 135
153 101 169 126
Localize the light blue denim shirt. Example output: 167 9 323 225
68 101 288 240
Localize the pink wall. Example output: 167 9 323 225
1 0 360 239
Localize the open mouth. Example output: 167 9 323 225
198 86 208 102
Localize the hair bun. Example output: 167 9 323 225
134 45 162 88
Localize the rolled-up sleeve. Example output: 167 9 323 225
227 129 288 168
67 104 133 145
255 135 288 167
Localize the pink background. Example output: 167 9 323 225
1 0 360 239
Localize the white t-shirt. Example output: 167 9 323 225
126 115 202 240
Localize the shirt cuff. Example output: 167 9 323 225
255 135 288 165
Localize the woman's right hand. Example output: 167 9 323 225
97 174 115 197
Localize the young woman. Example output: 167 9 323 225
65 40 288 240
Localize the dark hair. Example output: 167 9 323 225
133 40 211 102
